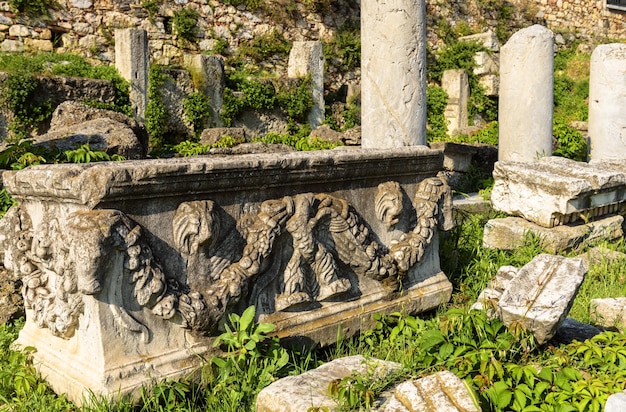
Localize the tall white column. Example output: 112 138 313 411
588 43 626 161
361 0 427 148
498 25 554 162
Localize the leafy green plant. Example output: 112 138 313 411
145 66 169 147
0 140 52 169
172 8 200 43
206 306 290 411
8 0 55 16
426 85 449 141
172 140 211 157
183 92 212 137
323 23 361 72
0 72 53 140
277 76 313 123
0 189 16 218
552 118 587 162
63 144 125 163
141 0 162 23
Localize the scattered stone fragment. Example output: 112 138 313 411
199 127 246 146
470 265 517 318
255 355 401 412
590 297 626 331
498 254 587 344
483 215 624 253
381 371 480 412
578 245 626 267
48 101 149 157
553 318 602 345
606 391 626 412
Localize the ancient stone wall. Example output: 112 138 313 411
0 0 622 73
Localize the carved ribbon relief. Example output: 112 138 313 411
2 177 451 338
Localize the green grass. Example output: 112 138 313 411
2 209 625 411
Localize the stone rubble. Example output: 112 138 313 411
381 371 481 412
473 254 587 345
255 355 401 412
590 297 626 332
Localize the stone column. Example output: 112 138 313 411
442 69 469 135
361 0 427 148
498 25 554 162
588 44 626 161
115 28 149 122
288 41 325 128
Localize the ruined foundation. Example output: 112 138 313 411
1 147 453 404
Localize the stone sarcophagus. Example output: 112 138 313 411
0 147 453 404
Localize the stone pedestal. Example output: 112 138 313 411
588 43 626 161
1 148 453 404
288 41 325 128
498 25 554 161
361 0 427 148
115 28 148 122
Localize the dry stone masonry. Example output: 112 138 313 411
361 0 427 148
0 147 454 404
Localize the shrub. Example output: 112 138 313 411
426 85 449 141
145 66 169 146
323 23 361 71
0 72 52 140
552 118 587 162
172 7 200 43
183 92 212 137
8 0 55 16
277 76 313 123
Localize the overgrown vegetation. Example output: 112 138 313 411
145 65 169 149
172 8 200 44
1 210 625 410
7 0 56 17
0 53 131 141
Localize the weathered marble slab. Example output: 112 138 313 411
383 371 481 412
491 157 626 228
256 355 401 412
498 254 587 344
0 147 453 404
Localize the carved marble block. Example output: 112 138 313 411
491 156 626 228
0 147 453 404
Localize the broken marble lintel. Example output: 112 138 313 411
491 156 626 228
